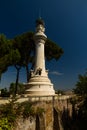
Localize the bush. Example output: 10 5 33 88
0 117 12 130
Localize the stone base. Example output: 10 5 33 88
25 90 55 96
25 75 55 96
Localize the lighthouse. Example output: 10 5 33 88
25 19 55 96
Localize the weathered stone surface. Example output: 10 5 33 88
13 117 35 130
0 95 72 130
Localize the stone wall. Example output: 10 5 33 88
0 95 73 130
13 117 35 130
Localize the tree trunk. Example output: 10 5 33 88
14 65 21 96
26 64 29 82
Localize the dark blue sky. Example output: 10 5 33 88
0 0 87 90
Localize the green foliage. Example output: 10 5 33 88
36 107 45 116
0 117 12 130
8 49 21 65
22 101 34 118
55 89 64 95
0 100 17 122
9 83 15 95
0 34 12 57
74 72 87 95
13 31 35 82
0 99 17 130
0 99 46 129
13 31 34 66
71 71 87 129
78 96 87 117
0 34 12 79
45 39 63 61
9 82 25 96
0 31 63 83
1 88 10 97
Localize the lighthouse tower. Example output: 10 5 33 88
25 19 55 96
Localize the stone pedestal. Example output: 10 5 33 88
25 75 55 96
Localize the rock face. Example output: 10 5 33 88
13 96 71 130
0 95 73 130
13 117 36 130
25 19 55 96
